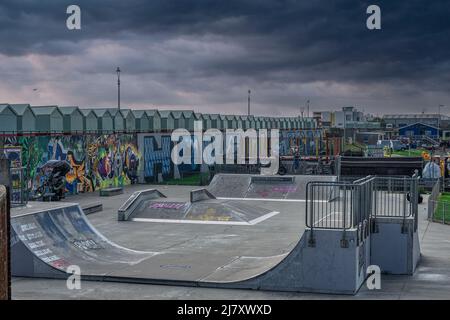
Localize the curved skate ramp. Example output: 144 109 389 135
11 201 365 294
10 203 293 285
10 203 156 278
207 174 338 201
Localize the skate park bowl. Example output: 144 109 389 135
9 174 421 295
207 174 338 201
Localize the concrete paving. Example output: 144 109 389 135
10 184 450 299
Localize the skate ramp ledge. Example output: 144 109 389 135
251 176 295 183
118 189 167 221
190 188 216 203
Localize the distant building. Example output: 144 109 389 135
313 111 333 128
383 114 449 128
334 106 366 128
398 122 439 140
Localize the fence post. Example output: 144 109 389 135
306 182 315 247
443 202 445 225
0 158 11 301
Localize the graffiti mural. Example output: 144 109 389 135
279 130 323 156
2 134 141 194
143 135 172 180
87 134 140 190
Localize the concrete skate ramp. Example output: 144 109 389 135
207 174 337 201
11 202 365 294
10 203 156 278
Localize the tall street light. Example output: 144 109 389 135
247 89 251 116
116 67 121 110
438 104 446 142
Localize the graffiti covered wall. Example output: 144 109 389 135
3 134 141 194
279 130 323 156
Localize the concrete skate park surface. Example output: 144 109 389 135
11 183 450 299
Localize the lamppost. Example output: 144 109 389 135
247 89 251 116
116 67 121 110
306 99 310 118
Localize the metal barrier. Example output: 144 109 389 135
428 179 441 220
9 166 27 207
0 185 10 300
429 200 450 225
306 174 419 246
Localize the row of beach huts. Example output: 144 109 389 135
0 104 316 133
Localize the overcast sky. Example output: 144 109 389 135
1 0 449 117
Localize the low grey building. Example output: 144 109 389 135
80 108 98 132
60 106 84 132
31 106 64 132
133 110 150 132
0 104 17 133
8 104 36 132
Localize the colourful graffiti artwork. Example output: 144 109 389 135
3 133 141 194
87 135 141 190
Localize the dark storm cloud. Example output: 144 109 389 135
1 0 450 114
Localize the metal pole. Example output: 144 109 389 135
248 90 251 116
307 99 310 118
117 67 121 110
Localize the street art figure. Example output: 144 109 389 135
33 160 71 201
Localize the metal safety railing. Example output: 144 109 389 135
306 174 419 246
428 179 442 221
9 167 28 207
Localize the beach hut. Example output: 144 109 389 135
182 111 195 131
159 110 175 131
60 106 84 132
225 115 237 129
105 109 125 131
120 109 136 132
0 104 18 133
146 110 161 132
92 109 114 132
31 106 64 133
9 104 36 132
171 111 186 130
80 109 98 132
209 114 221 129
133 110 150 132
219 114 227 130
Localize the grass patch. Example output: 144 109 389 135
434 192 450 224
157 173 209 186
392 149 427 157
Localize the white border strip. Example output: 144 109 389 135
132 211 280 226
11 202 80 218
215 197 328 203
